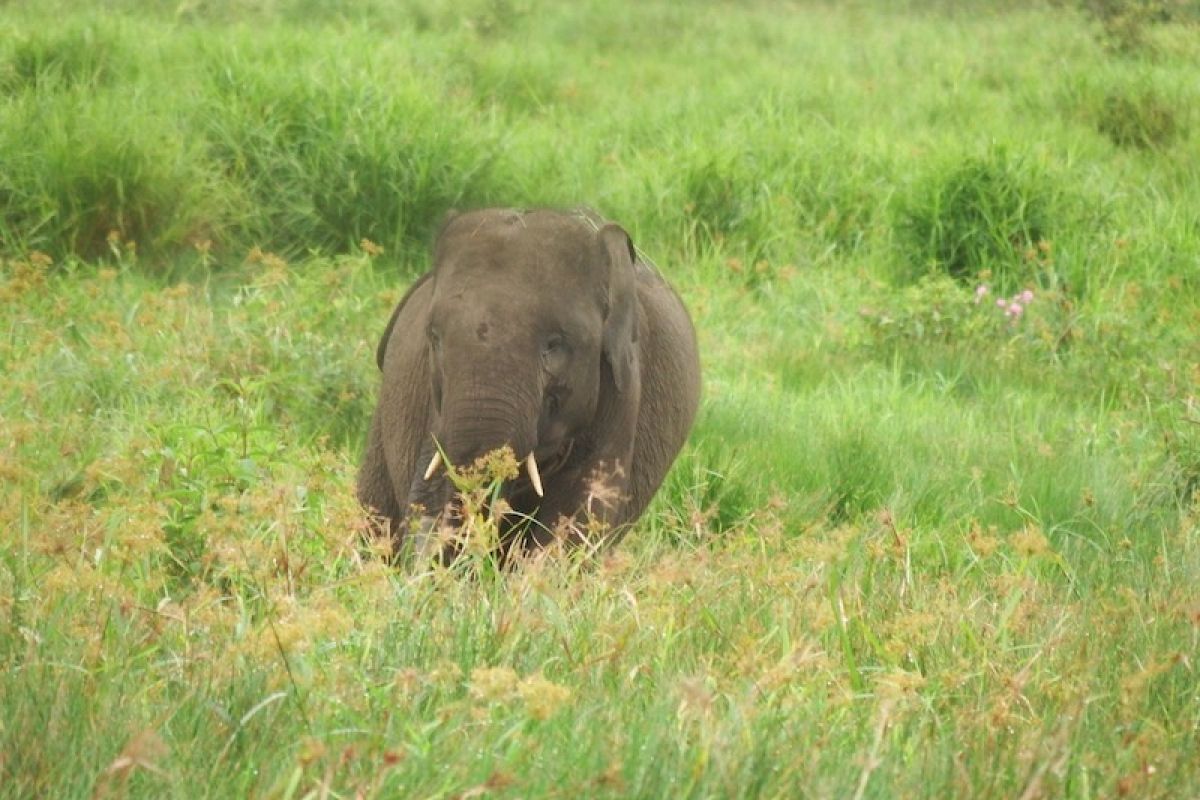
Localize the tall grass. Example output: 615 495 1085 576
2 0 1199 797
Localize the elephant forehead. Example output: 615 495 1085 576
444 207 596 247
440 222 600 281
436 283 598 333
437 259 600 315
458 256 588 285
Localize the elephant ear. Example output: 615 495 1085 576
375 272 432 370
597 223 640 394
435 208 460 240
377 208 460 369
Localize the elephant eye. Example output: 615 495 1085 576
540 334 568 371
541 335 566 358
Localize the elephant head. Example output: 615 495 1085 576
394 209 642 547
359 206 699 565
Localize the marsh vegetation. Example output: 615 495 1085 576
2 1 1198 797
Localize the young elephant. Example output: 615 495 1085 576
357 208 700 561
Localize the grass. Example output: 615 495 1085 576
2 0 1199 797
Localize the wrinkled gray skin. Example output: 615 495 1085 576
357 208 700 563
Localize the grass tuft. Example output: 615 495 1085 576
199 42 503 257
0 93 224 260
1096 83 1184 149
0 22 128 94
894 147 1057 290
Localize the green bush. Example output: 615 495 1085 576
0 23 127 94
0 91 228 260
0 23 510 261
200 43 502 256
681 154 765 250
676 133 883 268
895 148 1056 290
1079 0 1198 54
1096 85 1182 148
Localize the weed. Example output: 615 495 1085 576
1096 85 1183 148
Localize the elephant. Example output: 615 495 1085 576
357 207 701 563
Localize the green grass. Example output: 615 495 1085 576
2 1 1199 797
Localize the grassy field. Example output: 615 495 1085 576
2 0 1199 797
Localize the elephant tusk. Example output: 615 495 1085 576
423 451 443 480
526 452 544 498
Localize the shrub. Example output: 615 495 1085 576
857 273 1066 359
1079 0 1198 54
0 23 127 95
681 155 765 250
1096 86 1182 148
200 43 502 256
676 135 882 268
0 91 227 260
894 148 1055 290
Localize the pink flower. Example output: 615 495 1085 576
974 285 989 304
996 297 1007 309
1007 302 1024 318
1019 289 1034 304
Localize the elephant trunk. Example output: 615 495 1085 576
407 366 543 525
437 390 539 472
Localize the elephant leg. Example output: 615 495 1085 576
356 408 402 538
521 457 632 554
399 515 458 567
